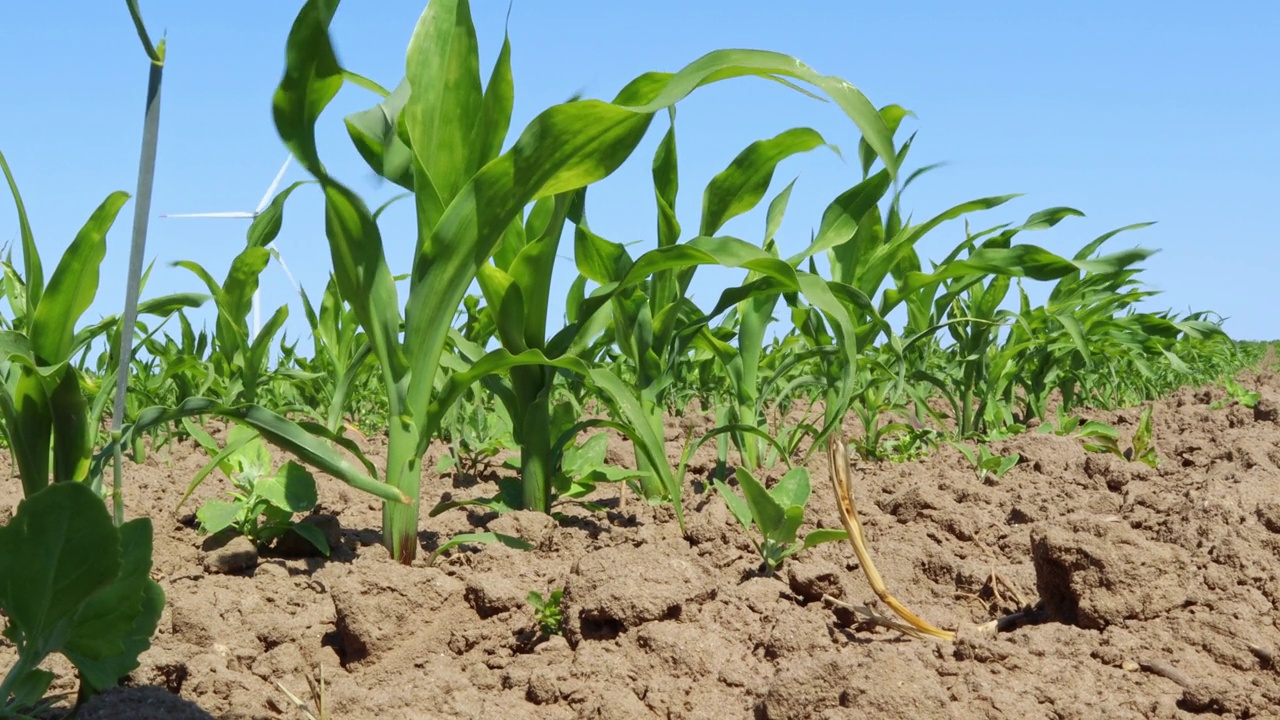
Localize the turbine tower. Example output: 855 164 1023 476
160 156 301 339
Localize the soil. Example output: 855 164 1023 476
4 360 1280 719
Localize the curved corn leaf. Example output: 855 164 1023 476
101 398 406 504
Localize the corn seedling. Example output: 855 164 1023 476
1210 378 1260 410
1082 404 1159 468
951 442 1020 484
109 0 902 563
426 532 533 567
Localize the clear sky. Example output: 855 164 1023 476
1 1 1276 348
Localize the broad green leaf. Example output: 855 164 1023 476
288 522 331 557
0 483 120 656
64 518 163 691
195 500 242 535
344 78 415 189
713 479 753 530
775 505 805 547
258 461 319 513
769 466 811 509
735 467 785 539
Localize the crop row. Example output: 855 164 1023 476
0 0 1262 715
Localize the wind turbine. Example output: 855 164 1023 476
160 156 301 339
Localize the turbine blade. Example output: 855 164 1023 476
160 211 256 219
269 248 303 294
256 156 293 214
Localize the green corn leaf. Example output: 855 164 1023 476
247 180 311 249
404 0 483 205
427 531 532 566
29 191 129 365
0 148 44 315
106 398 405 504
763 179 796 248
273 0 409 392
653 108 680 250
220 248 271 330
857 104 911 177
467 27 514 176
574 224 633 285
700 127 828 237
49 369 91 483
344 78 415 189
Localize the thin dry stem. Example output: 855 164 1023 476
827 434 956 641
275 664 327 720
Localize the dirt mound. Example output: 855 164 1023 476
4 365 1280 718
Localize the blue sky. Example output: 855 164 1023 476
1 1 1276 348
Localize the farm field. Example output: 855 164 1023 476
4 353 1279 719
2 1 1278 719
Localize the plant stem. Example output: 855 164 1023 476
111 27 164 526
380 417 422 564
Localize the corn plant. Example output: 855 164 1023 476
1084 404 1159 468
117 0 900 562
171 180 307 406
0 152 195 498
952 442 1020 484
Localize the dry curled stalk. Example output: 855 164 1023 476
828 434 956 641
275 664 328 720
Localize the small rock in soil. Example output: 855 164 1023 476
1252 396 1278 423
787 558 844 602
464 570 528 618
525 669 560 704
486 509 557 550
169 598 216 646
330 564 465 662
1030 516 1192 629
760 651 844 720
1256 502 1280 534
199 532 258 574
563 540 716 645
